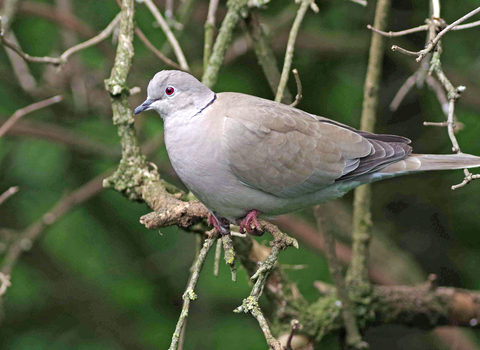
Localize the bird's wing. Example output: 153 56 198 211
219 93 411 198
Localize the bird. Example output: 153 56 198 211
134 70 480 235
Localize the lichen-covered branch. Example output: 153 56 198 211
202 0 248 88
203 0 219 73
347 0 390 289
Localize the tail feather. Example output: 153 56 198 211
378 153 480 174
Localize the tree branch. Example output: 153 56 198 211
275 0 318 103
347 0 390 288
0 13 121 65
0 95 63 138
142 0 190 72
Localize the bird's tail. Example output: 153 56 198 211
377 153 480 174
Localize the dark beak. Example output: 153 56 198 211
134 99 154 115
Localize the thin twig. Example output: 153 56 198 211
0 170 110 287
285 319 302 350
135 26 183 70
369 19 480 38
0 186 19 206
348 0 367 6
0 95 62 138
391 6 480 62
452 19 480 30
0 272 11 296
0 13 121 65
204 0 219 73
389 74 416 111
143 0 190 72
245 12 292 104
222 233 237 281
214 237 222 276
168 230 219 350
289 68 302 107
275 0 318 103
367 23 428 37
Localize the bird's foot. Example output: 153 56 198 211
238 210 264 236
208 212 230 235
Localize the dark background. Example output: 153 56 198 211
1 0 480 348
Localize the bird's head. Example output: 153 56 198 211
134 70 216 120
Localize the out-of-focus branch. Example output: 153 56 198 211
0 13 121 65
0 186 19 206
245 12 292 104
135 26 183 70
347 0 390 288
313 205 367 349
204 0 219 73
168 230 220 350
0 170 111 307
0 95 63 138
142 0 190 72
275 0 318 103
0 0 19 33
202 0 248 88
0 118 121 157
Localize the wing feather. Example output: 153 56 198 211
217 92 411 197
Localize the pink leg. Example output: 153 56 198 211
208 212 230 235
238 210 263 236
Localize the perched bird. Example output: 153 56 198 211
134 70 480 235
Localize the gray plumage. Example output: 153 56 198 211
134 70 480 222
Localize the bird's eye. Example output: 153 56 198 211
165 86 175 96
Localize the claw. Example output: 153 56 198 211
238 210 263 236
208 212 230 235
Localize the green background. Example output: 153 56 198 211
1 0 480 348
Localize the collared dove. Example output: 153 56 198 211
134 70 480 234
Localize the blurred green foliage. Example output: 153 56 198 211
1 0 480 349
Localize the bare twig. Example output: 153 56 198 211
143 0 190 72
0 95 62 138
204 0 219 73
453 19 480 30
134 26 183 70
0 272 11 296
168 230 219 350
214 237 222 276
289 68 302 107
367 23 428 37
245 12 292 104
285 319 302 350
0 186 19 206
391 6 480 62
0 170 110 293
389 74 416 111
0 13 121 65
275 0 318 103
348 0 367 6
